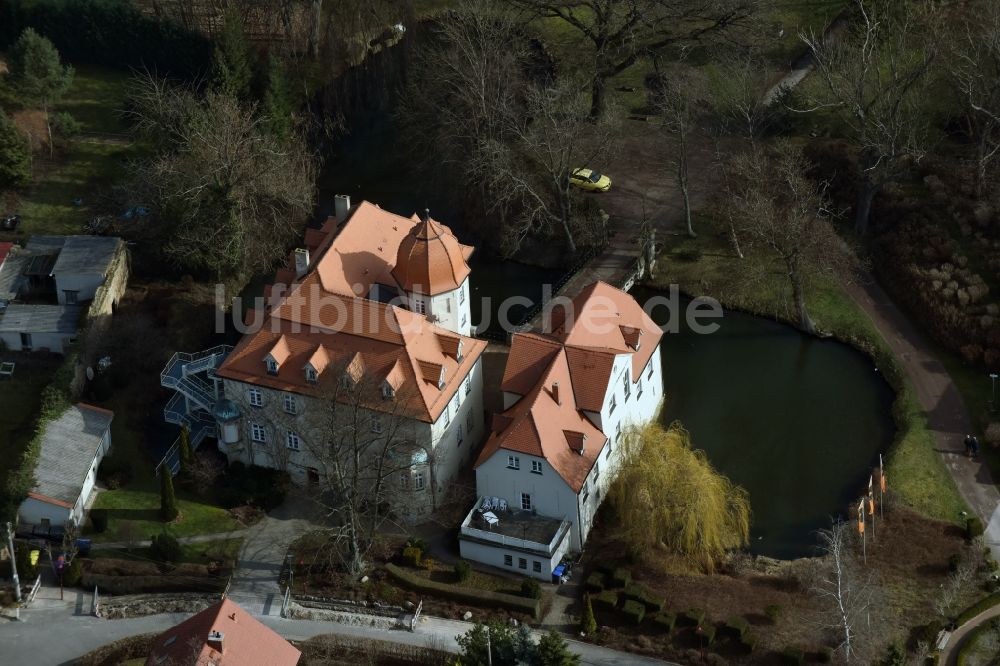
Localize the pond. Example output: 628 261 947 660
632 287 896 559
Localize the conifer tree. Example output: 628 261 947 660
209 8 253 99
0 110 31 187
5 28 73 157
159 462 179 521
580 592 597 636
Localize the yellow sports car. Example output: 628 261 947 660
570 168 612 192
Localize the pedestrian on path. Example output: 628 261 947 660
966 434 976 458
972 435 981 459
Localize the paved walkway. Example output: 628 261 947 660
844 274 1000 559
938 603 1000 665
226 495 317 616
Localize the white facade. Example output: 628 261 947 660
0 329 72 354
19 426 110 527
473 342 664 554
400 277 472 337
220 356 485 520
55 272 106 305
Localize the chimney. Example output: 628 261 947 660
207 630 225 654
294 247 310 278
552 381 560 405
334 194 351 223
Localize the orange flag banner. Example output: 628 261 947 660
868 497 875 516
857 502 865 534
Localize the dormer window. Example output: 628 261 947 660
305 366 318 383
341 374 353 390
438 367 446 390
382 383 395 400
265 357 279 375
456 340 464 362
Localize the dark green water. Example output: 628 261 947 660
632 288 895 559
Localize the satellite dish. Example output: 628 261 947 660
86 367 95 381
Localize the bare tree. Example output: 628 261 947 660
498 78 620 254
122 73 317 282
507 0 756 117
653 64 705 238
812 520 880 663
304 369 428 577
935 539 981 620
946 1 1000 198
724 142 851 333
800 0 937 235
706 47 776 144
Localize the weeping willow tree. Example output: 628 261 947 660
610 422 751 571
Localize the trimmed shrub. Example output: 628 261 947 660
956 593 1000 626
685 608 706 626
697 624 716 647
63 557 83 587
725 617 749 639
581 593 597 635
653 612 676 633
384 563 540 618
623 583 643 602
150 533 182 563
401 546 422 568
90 508 108 533
585 571 606 593
610 567 631 587
765 604 782 624
967 516 985 540
782 646 805 665
622 599 646 625
593 590 618 611
453 559 471 583
740 632 758 654
521 576 542 600
640 591 665 613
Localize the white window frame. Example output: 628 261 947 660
248 387 262 408
459 284 465 304
507 455 520 470
531 460 542 474
414 471 425 491
520 492 531 511
609 394 617 415
371 413 383 434
251 423 266 443
286 431 301 450
266 358 279 375
443 405 451 427
413 298 425 315
464 376 472 396
283 393 297 415
305 366 318 383
623 373 631 400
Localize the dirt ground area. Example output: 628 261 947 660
576 505 978 664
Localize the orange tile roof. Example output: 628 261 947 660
308 201 473 297
391 216 473 295
218 200 485 423
26 491 73 509
476 346 607 493
479 282 663 491
145 599 300 666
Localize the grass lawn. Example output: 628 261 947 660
648 215 968 523
0 356 60 484
87 488 241 544
10 64 140 238
90 537 244 566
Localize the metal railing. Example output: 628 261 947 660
160 345 232 386
459 499 571 555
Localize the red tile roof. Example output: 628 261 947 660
217 207 486 423
478 282 663 491
145 599 300 666
391 216 473 295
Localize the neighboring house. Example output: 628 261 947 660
460 282 664 580
0 235 128 352
18 403 113 528
0 304 83 353
162 197 487 519
145 599 301 666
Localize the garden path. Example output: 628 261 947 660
938 602 1000 665
844 274 1000 560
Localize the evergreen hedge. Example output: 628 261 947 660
385 563 540 618
622 599 645 625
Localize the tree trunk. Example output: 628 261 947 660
45 104 53 159
854 181 877 236
790 269 816 334
559 187 577 254
729 221 744 259
678 137 695 238
590 75 607 119
310 0 324 59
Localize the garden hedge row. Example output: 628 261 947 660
955 593 1000 626
82 572 227 595
385 563 540 619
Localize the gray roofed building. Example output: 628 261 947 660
0 251 29 304
33 404 114 507
0 304 82 335
46 236 120 276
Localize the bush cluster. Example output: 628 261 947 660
454 559 471 583
384 563 540 618
520 576 542 600
150 533 182 563
401 546 422 568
